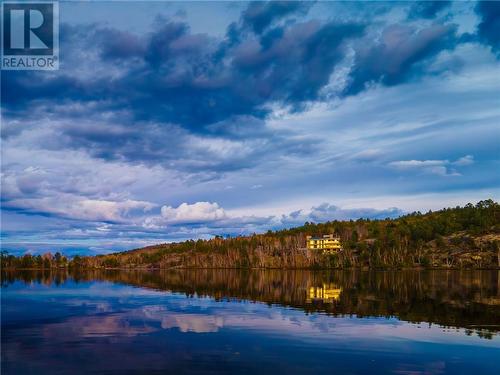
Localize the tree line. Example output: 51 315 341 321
2 200 499 270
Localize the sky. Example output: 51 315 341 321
1 1 499 256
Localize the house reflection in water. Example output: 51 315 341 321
306 283 342 303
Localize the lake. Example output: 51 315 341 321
1 269 499 374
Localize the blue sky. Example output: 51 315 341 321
1 1 499 255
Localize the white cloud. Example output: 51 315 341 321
350 149 383 162
389 160 446 168
161 201 227 222
147 201 227 227
5 194 155 223
388 155 474 176
142 306 225 333
452 154 474 166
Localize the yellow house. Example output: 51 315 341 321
306 234 342 252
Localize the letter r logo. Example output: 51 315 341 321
2 2 54 56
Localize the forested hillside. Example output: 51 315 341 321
2 200 499 269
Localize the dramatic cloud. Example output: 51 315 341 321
241 1 313 34
1 1 499 255
3 16 365 133
345 23 458 95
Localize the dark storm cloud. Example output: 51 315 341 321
230 21 365 105
241 1 313 34
3 15 365 132
2 0 362 127
344 23 458 96
1 0 472 171
475 1 500 55
119 17 364 127
407 1 451 20
98 28 146 60
3 1 466 130
2 71 88 110
144 20 202 66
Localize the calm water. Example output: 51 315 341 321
1 270 499 374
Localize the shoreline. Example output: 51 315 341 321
3 266 500 271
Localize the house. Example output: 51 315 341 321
306 234 342 252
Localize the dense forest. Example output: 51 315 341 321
2 200 499 270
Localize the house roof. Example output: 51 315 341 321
308 236 339 240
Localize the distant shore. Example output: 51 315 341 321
2 200 499 271
3 265 500 271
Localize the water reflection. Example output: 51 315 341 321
307 283 342 303
2 269 499 375
3 269 499 337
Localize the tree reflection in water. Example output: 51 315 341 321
2 269 499 338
